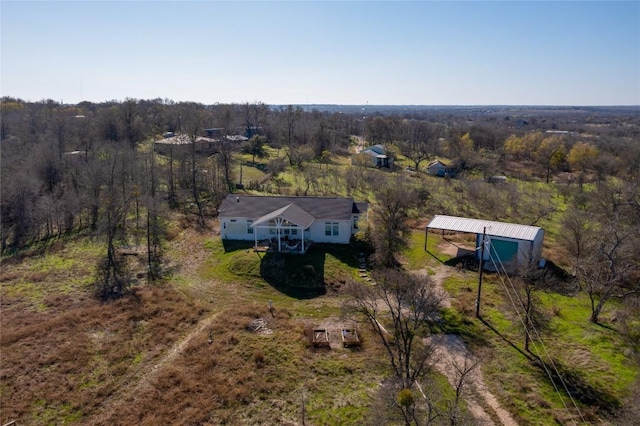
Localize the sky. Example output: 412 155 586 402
1 1 639 106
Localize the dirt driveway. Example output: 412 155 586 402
425 265 518 426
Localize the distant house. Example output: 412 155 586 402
154 134 219 157
427 159 453 177
354 144 394 168
426 215 545 272
224 134 249 143
218 195 368 253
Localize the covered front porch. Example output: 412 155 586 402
253 237 312 254
251 203 314 254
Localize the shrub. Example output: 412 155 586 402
253 350 265 368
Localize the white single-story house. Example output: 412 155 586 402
425 215 544 272
355 144 394 168
218 195 368 253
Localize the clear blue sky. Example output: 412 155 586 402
2 1 639 105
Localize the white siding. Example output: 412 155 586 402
308 220 351 244
221 218 353 244
221 218 253 240
476 232 545 272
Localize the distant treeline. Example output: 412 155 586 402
1 97 639 253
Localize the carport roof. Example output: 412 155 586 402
426 215 542 241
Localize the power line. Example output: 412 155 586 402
484 245 588 425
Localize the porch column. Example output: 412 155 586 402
254 226 258 249
300 226 305 252
276 218 283 251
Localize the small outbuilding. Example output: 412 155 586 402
354 144 394 168
425 215 544 272
427 159 455 177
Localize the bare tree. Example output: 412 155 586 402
287 144 314 170
94 147 135 300
145 142 165 281
282 105 302 155
579 224 639 323
368 178 418 267
559 205 592 275
346 268 442 390
397 121 442 171
446 352 480 426
181 104 206 226
577 181 640 323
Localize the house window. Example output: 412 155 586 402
247 220 253 234
325 222 339 236
291 228 298 236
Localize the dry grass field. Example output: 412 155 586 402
0 219 389 425
1 213 637 425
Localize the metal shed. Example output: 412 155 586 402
425 215 545 272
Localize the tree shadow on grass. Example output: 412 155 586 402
533 357 621 414
443 251 478 271
259 247 327 299
221 239 254 253
220 241 359 299
478 316 534 361
479 315 621 414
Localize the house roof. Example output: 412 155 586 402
366 144 386 155
251 203 316 228
361 144 389 159
361 149 387 159
426 215 542 241
427 159 447 168
219 195 367 222
155 135 218 145
353 202 368 214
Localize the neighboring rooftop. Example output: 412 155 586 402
155 134 218 145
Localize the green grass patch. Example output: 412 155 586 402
410 230 456 267
0 238 103 310
29 399 83 425
438 271 638 424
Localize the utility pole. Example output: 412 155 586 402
476 227 486 318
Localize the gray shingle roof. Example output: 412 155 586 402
219 195 366 222
427 215 542 241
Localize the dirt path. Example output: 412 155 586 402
425 265 518 426
87 227 222 424
87 310 221 424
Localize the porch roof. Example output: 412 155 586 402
251 203 315 229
